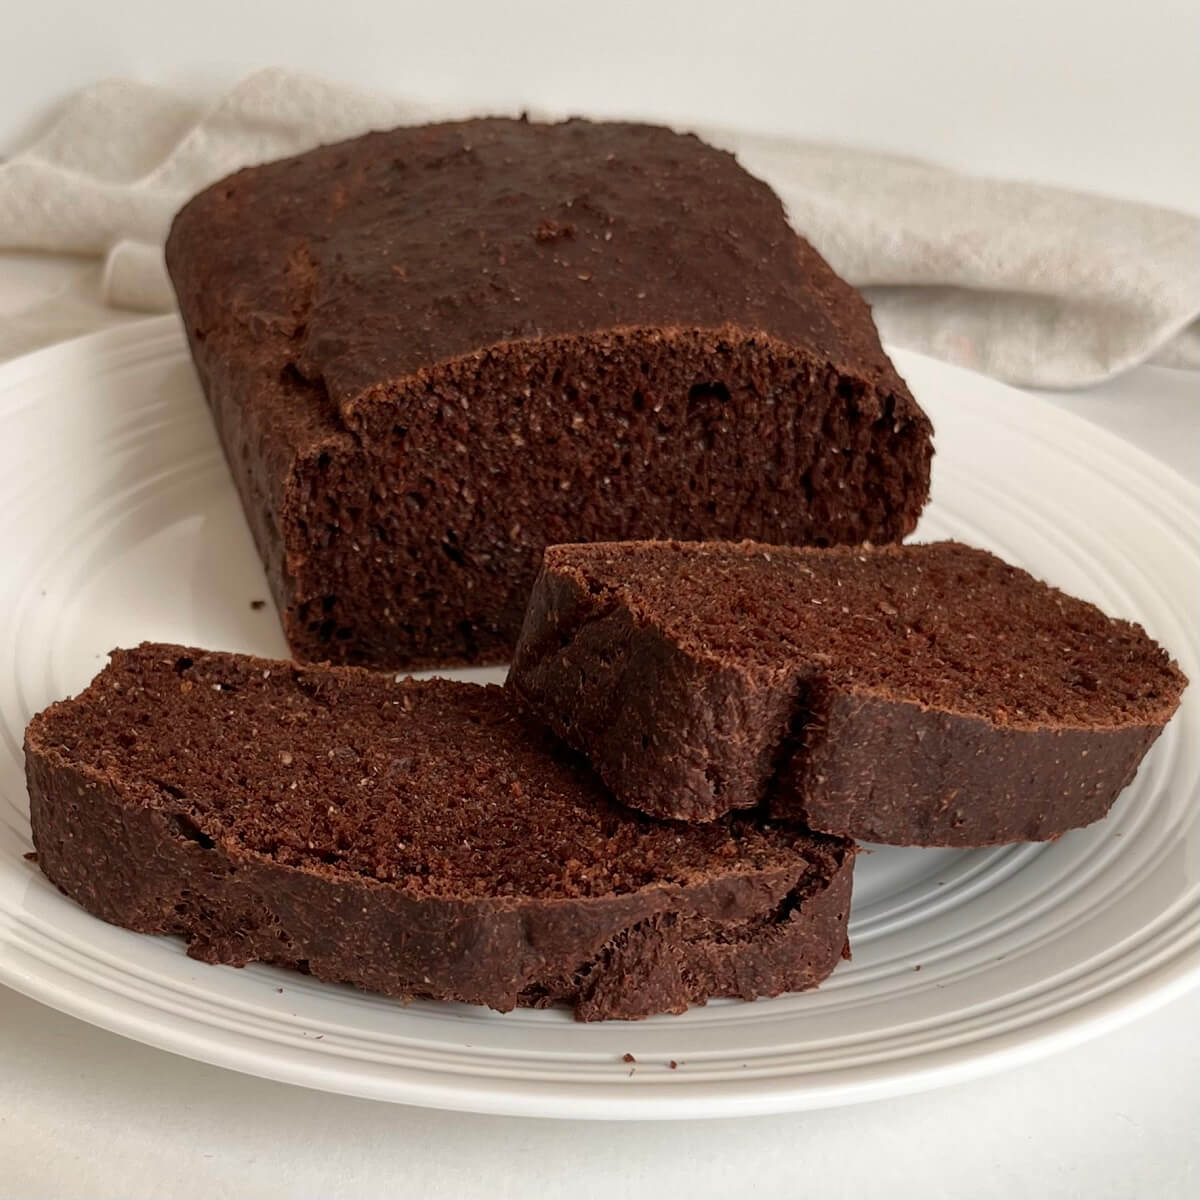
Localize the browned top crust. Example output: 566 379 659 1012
167 117 916 430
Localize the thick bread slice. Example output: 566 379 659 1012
25 643 853 1020
508 540 1187 843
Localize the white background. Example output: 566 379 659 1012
1 2 1198 1196
2 0 1199 215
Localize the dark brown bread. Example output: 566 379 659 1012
508 540 1187 843
24 644 853 1020
165 117 933 669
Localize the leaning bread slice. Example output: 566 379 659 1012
24 643 853 1021
508 540 1186 843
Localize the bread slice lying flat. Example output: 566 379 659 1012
508 540 1186 843
24 643 853 1020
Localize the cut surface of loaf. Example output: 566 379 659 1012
508 540 1187 843
165 117 933 669
24 644 854 1020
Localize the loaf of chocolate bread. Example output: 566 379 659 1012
508 540 1186 843
25 644 854 1020
165 117 933 669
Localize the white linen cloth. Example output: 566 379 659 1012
2 68 1197 386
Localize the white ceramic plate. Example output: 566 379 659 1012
0 317 1196 1120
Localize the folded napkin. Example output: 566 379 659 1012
2 68 1198 386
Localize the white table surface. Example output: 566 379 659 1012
2 13 1199 1185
